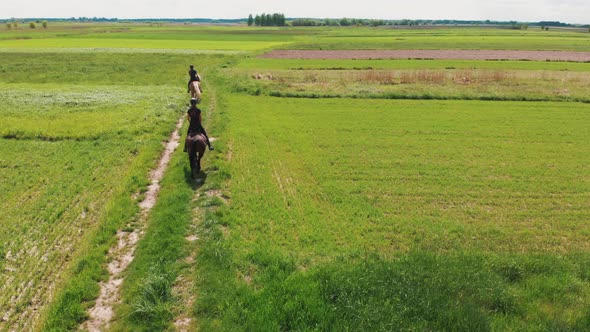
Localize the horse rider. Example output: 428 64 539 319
187 64 203 93
185 98 214 151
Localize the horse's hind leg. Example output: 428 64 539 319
188 154 196 178
195 152 201 174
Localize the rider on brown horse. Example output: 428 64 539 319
185 98 214 151
187 64 202 93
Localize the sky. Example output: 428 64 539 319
2 0 589 24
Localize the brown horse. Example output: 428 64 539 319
189 80 202 101
185 132 207 177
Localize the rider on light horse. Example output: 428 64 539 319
187 64 202 93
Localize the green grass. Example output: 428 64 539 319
0 86 184 331
0 49 225 330
193 94 590 330
0 52 232 85
0 84 178 140
224 96 590 256
196 250 590 331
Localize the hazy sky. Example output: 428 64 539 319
3 0 589 24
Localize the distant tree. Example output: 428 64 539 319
520 23 528 30
252 12 286 26
370 20 384 27
29 22 36 29
263 13 270 26
324 19 339 26
248 14 253 26
6 23 11 29
340 18 351 26
272 14 278 26
291 18 318 26
42 20 48 28
258 13 264 26
12 22 18 28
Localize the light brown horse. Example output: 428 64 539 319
185 132 207 177
189 80 202 101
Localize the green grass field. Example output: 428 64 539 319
0 83 183 330
0 23 589 331
0 42 224 330
190 95 590 330
223 96 590 256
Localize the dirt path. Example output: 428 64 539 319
81 116 184 332
261 49 590 62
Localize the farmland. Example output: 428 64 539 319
0 24 589 331
0 43 227 330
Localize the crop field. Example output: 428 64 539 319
0 25 294 52
0 23 589 331
0 84 182 330
193 96 590 330
275 27 590 51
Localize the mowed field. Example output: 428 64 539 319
0 23 589 331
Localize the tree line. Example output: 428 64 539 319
247 13 286 27
2 17 588 31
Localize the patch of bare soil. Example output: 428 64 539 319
261 49 590 62
81 117 184 332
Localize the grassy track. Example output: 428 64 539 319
109 77 228 331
